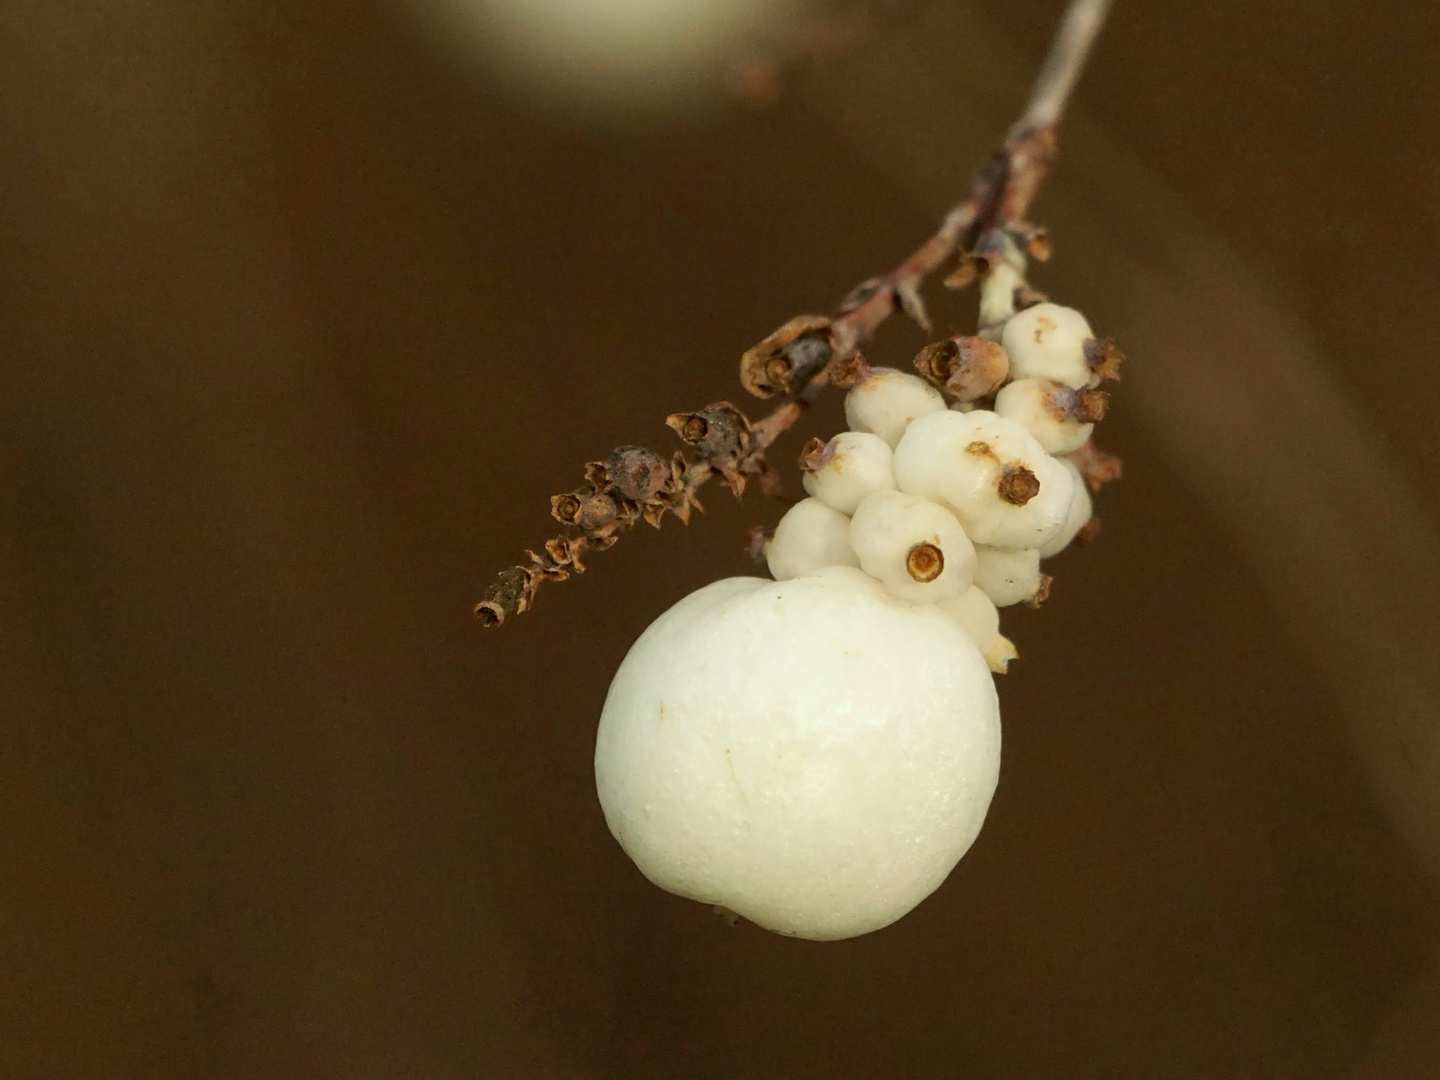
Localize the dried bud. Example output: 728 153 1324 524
745 525 771 563
605 445 670 501
943 254 986 291
830 351 872 390
1025 574 1054 609
666 403 753 461
905 542 944 583
798 436 831 473
1069 388 1110 424
550 489 619 532
1067 440 1124 492
1084 337 1125 382
913 336 1010 402
550 492 583 526
475 566 531 627
739 315 834 399
1008 222 1051 262
997 464 1040 506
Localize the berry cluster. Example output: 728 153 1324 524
766 300 1118 675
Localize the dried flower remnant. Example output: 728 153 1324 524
475 0 1124 628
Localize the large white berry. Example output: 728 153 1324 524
843 367 946 448
972 545 1044 607
993 377 1096 455
801 431 896 515
938 586 1018 674
849 490 976 604
1001 302 1096 388
765 498 859 581
892 410 1076 550
1039 458 1094 558
594 567 1002 940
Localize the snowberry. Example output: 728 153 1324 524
849 491 976 604
801 431 896 515
892 410 1076 550
1039 458 1094 559
843 366 946 448
978 260 1024 340
765 498 859 581
938 586 1018 674
594 567 1002 940
972 545 1045 607
1001 302 1097 388
993 377 1108 456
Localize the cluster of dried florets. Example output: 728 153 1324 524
762 284 1122 675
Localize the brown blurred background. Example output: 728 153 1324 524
4 1 1440 1077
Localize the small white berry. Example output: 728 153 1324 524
766 498 859 581
849 490 976 604
801 431 897 515
993 377 1103 456
594 567 1001 940
1001 302 1096 388
938 586 1019 674
1038 459 1094 558
972 545 1045 607
892 410 1076 550
843 367 946 448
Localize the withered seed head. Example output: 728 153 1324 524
997 464 1041 506
739 315 834 399
475 566 530 627
905 542 945 583
913 339 960 386
917 336 1010 402
605 445 671 501
558 490 620 532
667 403 753 461
550 493 584 526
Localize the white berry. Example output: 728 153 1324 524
972 545 1044 607
1001 302 1095 388
1039 458 1094 558
993 377 1094 455
892 410 1076 550
843 367 946 448
594 567 1002 940
938 586 1018 674
801 431 896 515
849 490 976 604
765 498 859 581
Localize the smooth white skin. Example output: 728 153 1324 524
849 491 975 604
1039 459 1094 559
594 568 1002 941
892 410 1076 550
766 498 859 581
994 378 1093 456
1001 303 1096 388
939 584 998 646
802 431 897 515
843 368 946 448
937 586 1017 674
410 0 794 117
972 546 1043 607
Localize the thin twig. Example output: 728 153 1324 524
1015 0 1113 133
476 0 1114 626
